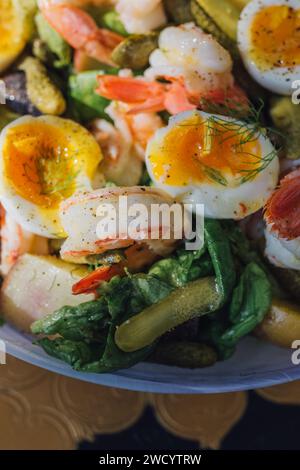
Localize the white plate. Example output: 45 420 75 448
1 324 300 393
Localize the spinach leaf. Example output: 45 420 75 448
221 220 285 298
204 219 236 304
68 69 118 122
32 273 173 373
38 338 105 369
35 13 71 68
220 262 272 348
148 245 211 288
32 299 109 342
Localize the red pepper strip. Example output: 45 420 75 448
72 264 124 295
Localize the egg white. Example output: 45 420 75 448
146 110 280 220
238 0 300 95
265 224 300 270
0 116 100 238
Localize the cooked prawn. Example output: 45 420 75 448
59 186 182 266
264 169 300 270
40 1 123 66
115 0 167 34
89 101 162 185
96 75 197 115
96 24 248 115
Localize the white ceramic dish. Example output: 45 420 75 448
1 323 300 393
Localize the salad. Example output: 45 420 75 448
0 0 300 374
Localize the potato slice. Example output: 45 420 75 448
0 254 94 333
255 299 300 348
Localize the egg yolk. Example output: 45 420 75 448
250 5 300 70
3 122 80 209
149 115 262 187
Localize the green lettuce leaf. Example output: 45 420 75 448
204 219 236 304
68 69 118 122
35 13 71 68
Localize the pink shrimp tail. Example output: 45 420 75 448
42 4 98 49
41 4 123 66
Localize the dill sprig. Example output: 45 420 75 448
177 99 280 186
34 144 80 196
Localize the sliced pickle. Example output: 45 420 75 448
163 0 193 24
111 33 158 70
194 0 240 41
150 340 217 368
115 277 222 353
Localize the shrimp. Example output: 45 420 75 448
264 169 300 270
89 116 143 186
89 101 163 185
146 23 234 96
40 1 123 66
96 24 248 115
0 208 49 276
96 75 197 115
59 186 182 266
115 0 167 34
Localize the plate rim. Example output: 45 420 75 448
4 334 300 394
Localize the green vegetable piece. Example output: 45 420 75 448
204 219 236 304
194 0 240 41
0 106 20 131
111 33 158 70
221 220 286 299
31 299 109 342
270 96 300 160
68 69 118 122
100 10 128 36
32 38 55 65
149 246 212 288
19 57 66 115
220 262 272 347
163 0 193 23
35 13 71 68
231 0 250 9
191 0 238 58
115 277 222 353
38 337 105 369
150 340 217 368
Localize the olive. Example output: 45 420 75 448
2 72 41 116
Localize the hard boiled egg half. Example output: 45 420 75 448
238 0 300 95
146 110 279 220
0 115 102 238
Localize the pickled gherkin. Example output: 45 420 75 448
193 0 240 41
191 0 238 58
111 33 158 70
163 0 193 24
270 97 300 160
150 340 217 368
115 277 222 353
